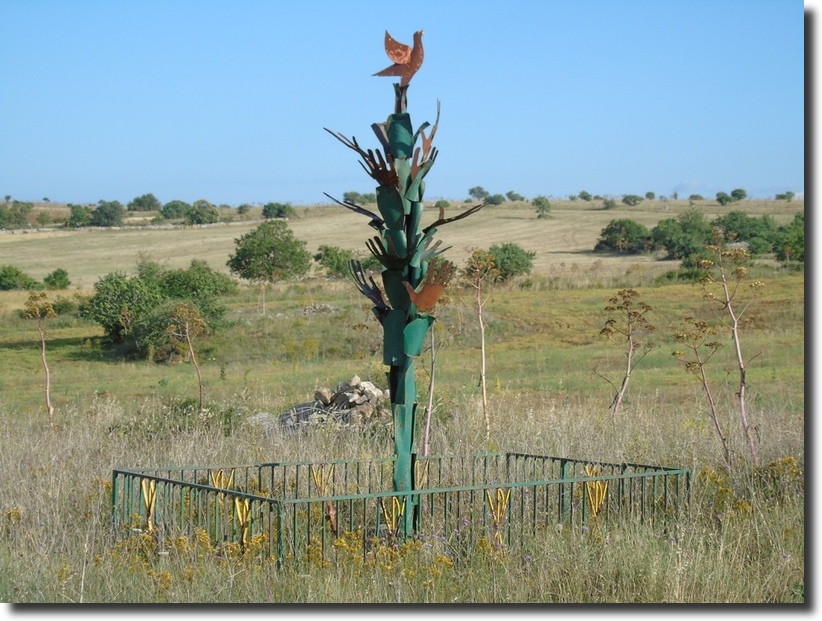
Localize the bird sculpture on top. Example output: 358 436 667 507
373 30 424 86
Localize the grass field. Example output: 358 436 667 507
0 198 805 602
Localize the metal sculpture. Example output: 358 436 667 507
325 29 481 536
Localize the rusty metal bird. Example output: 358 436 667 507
373 30 424 87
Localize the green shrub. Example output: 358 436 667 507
0 265 41 290
262 202 296 219
43 268 71 290
185 200 219 225
91 200 125 227
66 204 93 228
0 200 33 229
621 195 644 207
161 200 191 220
487 242 535 282
315 245 355 279
532 196 551 219
775 212 804 262
595 219 651 254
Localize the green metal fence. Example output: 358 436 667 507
112 453 691 567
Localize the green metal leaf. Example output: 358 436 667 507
404 315 434 357
388 112 414 159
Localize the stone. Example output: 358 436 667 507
314 388 333 405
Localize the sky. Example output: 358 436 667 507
0 0 806 207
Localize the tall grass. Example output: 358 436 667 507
0 263 804 602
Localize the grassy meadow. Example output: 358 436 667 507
0 198 805 603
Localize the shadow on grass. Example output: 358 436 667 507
1 335 128 363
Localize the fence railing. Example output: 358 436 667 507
112 452 691 568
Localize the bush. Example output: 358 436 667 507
485 194 506 206
43 268 71 290
66 204 93 228
434 200 450 210
506 191 525 202
578 191 593 201
688 194 705 201
595 219 651 254
0 265 41 290
262 202 296 219
127 193 162 211
622 195 644 207
161 200 191 220
651 209 713 266
315 245 355 279
602 198 618 210
487 242 535 282
532 196 551 219
91 200 125 227
0 200 33 229
775 212 804 262
711 211 778 253
185 200 219 225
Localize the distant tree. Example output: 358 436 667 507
185 200 219 225
43 268 71 290
622 195 644 207
568 194 578 201
434 199 450 210
66 204 93 228
36 211 51 227
532 195 551 219
775 212 804 262
506 191 525 202
468 186 490 202
226 220 311 314
128 193 162 211
775 191 796 202
595 219 651 254
711 211 779 254
688 194 705 201
651 208 713 266
487 242 535 282
578 190 593 202
262 202 296 219
485 194 506 206
342 191 377 205
672 192 679 200
645 191 655 200
716 192 732 206
161 200 192 220
0 200 33 229
730 188 747 202
602 198 618 210
237 203 252 215
91 200 125 227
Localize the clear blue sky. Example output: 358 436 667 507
0 0 805 206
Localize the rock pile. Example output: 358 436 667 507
267 375 390 430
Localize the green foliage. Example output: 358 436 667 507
731 188 747 202
595 219 651 254
434 200 450 210
775 191 796 202
645 191 655 200
161 200 192 220
487 242 535 282
0 200 33 229
81 260 234 357
236 204 252 215
262 202 296 219
66 204 93 228
506 191 525 202
689 194 705 201
227 220 311 285
91 200 125 227
775 212 804 262
0 265 41 290
532 195 551 219
43 268 71 290
468 186 490 202
622 195 644 207
185 200 219 225
485 194 506 206
711 211 778 254
602 198 618 210
342 191 377 205
716 192 732 206
652 209 713 267
315 245 355 279
127 193 162 212
578 190 593 202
